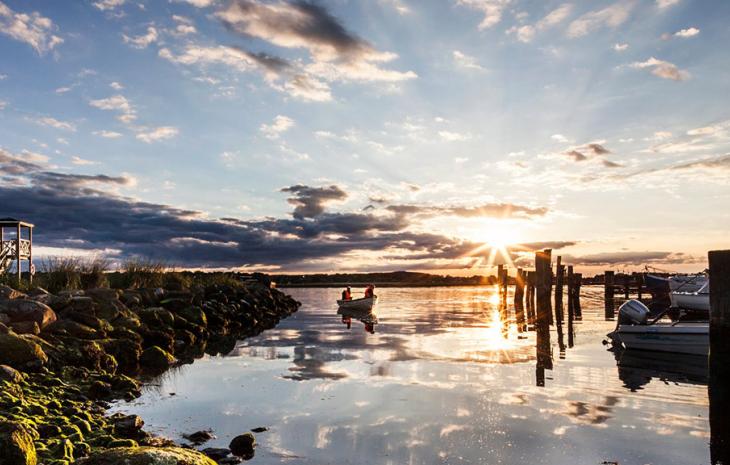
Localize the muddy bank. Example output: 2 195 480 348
0 281 300 465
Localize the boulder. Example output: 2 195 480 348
84 288 120 302
111 414 144 437
0 421 37 465
9 321 40 336
201 447 230 461
47 319 100 339
182 430 215 445
87 381 113 400
0 285 26 300
0 332 48 370
228 433 256 458
0 313 10 326
139 346 175 370
0 299 57 330
69 297 95 314
77 447 216 465
0 365 23 383
178 306 207 326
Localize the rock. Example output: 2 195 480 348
0 299 57 330
228 433 256 458
102 339 142 372
0 421 37 465
77 446 217 465
160 297 193 313
138 307 176 327
84 288 120 302
200 447 229 461
0 313 9 326
88 381 113 400
218 457 242 465
140 346 175 370
250 427 268 433
26 287 49 297
178 306 207 326
0 321 8 334
9 321 40 336
182 430 215 445
47 319 100 339
0 365 23 383
111 414 144 437
0 332 48 370
69 296 95 314
0 285 26 300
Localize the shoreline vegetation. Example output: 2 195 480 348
0 263 300 465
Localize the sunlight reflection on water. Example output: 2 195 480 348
111 286 711 465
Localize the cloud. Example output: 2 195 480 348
629 57 690 81
71 156 99 166
565 150 587 161
668 154 730 172
89 94 137 123
386 202 548 219
566 251 698 266
655 0 679 8
506 25 535 43
93 0 125 11
453 50 485 71
673 27 699 38
0 1 64 54
379 0 410 15
456 0 511 29
110 81 124 90
215 0 416 84
135 126 179 143
281 184 348 219
0 100 6 110
260 115 295 139
551 134 570 143
439 130 472 142
93 130 124 138
613 43 628 52
172 0 215 7
123 26 159 49
567 1 634 38
33 116 76 131
537 3 573 29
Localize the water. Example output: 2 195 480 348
111 286 712 464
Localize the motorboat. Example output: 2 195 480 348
668 274 707 293
336 295 378 312
607 299 708 356
670 281 710 312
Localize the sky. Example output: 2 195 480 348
0 0 728 275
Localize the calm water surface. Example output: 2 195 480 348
111 286 711 465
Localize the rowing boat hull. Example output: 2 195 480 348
613 323 708 355
336 296 378 311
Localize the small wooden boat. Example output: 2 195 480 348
670 282 710 312
336 296 378 312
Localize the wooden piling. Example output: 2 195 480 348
604 270 615 319
535 249 553 385
636 273 643 300
555 256 564 325
526 271 536 327
709 250 730 465
623 274 630 300
514 268 526 331
573 273 583 319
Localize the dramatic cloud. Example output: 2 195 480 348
629 57 690 81
0 1 63 54
386 202 548 220
260 115 295 139
567 1 634 38
135 126 179 143
281 184 348 219
567 251 699 266
123 26 159 49
456 0 511 30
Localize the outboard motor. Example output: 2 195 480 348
617 299 650 325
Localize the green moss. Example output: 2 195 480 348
0 421 38 465
108 438 139 448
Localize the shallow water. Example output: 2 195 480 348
111 286 713 464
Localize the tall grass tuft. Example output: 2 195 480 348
80 257 111 289
117 259 169 289
39 257 83 293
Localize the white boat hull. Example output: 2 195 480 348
669 275 707 293
336 296 378 312
613 323 708 356
670 292 710 311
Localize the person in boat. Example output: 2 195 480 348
341 286 352 301
364 284 375 298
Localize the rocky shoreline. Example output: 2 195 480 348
0 280 300 465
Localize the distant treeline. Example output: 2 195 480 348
271 271 494 288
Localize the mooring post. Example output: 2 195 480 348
535 249 553 385
573 273 583 319
514 268 525 331
604 270 615 319
16 222 21 287
623 274 630 300
636 273 643 300
555 256 564 325
567 265 574 322
526 271 536 327
709 250 730 465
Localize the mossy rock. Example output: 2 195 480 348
107 439 138 448
140 346 175 370
0 332 47 370
0 421 38 465
0 364 24 383
77 447 217 465
177 306 207 326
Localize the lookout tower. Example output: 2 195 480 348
0 218 34 285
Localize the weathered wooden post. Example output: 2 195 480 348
604 270 615 319
526 271 536 327
16 222 21 286
623 274 630 300
555 256 564 325
514 268 526 331
535 249 553 386
573 273 583 319
636 273 643 300
709 250 730 465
